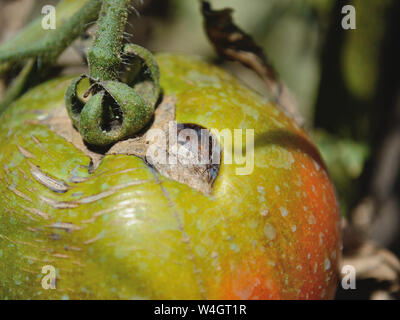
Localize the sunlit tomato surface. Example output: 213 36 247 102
0 54 340 299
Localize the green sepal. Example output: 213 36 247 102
65 75 88 129
65 44 161 147
79 81 152 146
123 44 161 107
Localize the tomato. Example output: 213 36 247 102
0 54 340 299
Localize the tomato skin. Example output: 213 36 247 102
0 54 340 299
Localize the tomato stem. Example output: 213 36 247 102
88 0 131 81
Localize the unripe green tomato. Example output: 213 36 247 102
0 54 340 299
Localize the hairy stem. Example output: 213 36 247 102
88 0 132 81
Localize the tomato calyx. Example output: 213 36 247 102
65 46 160 147
65 1 161 147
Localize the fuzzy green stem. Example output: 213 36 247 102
88 0 132 81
